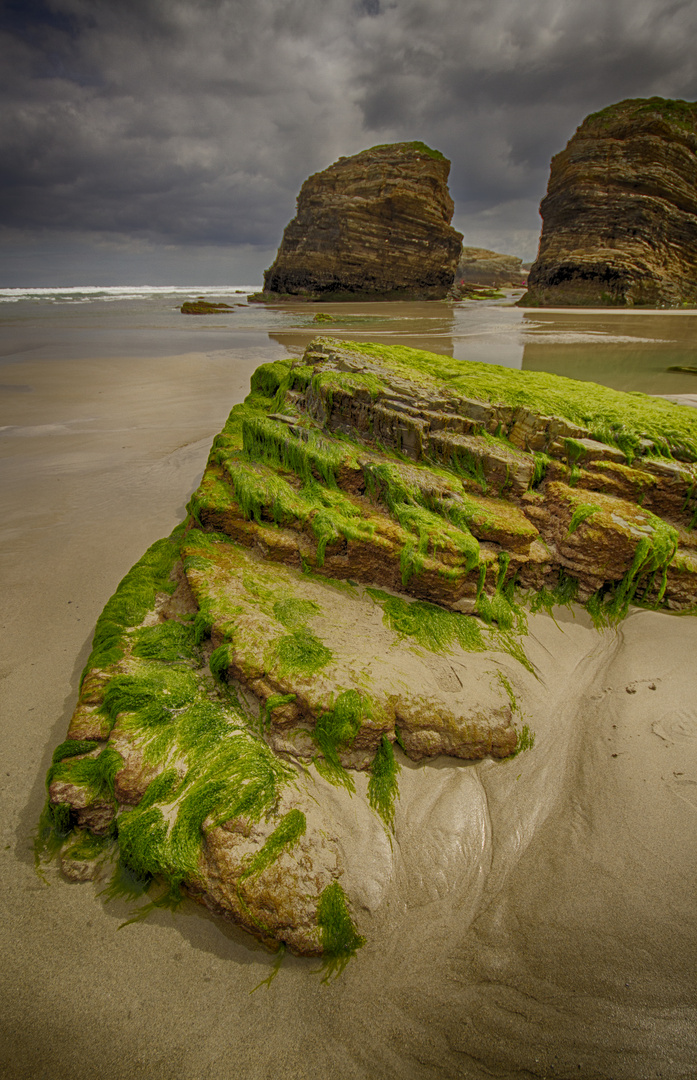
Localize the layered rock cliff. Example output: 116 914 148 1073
38 339 697 962
523 97 697 307
456 246 524 287
260 142 463 300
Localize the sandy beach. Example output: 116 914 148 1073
2 299 697 1079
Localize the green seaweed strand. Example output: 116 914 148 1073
312 690 368 791
568 504 600 534
476 552 518 630
366 588 485 653
367 736 401 831
239 809 307 882
314 880 365 982
263 693 297 731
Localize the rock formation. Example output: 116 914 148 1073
523 97 697 307
456 246 524 287
38 338 697 963
259 142 463 300
180 300 235 314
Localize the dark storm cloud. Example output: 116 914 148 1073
2 0 697 270
354 0 697 205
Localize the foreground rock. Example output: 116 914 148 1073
39 338 697 961
258 142 463 301
456 247 524 288
523 97 697 307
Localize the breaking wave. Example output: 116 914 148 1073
0 285 259 305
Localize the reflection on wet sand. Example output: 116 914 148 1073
521 309 697 395
266 300 697 391
265 299 459 358
265 296 533 370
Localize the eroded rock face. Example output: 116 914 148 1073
523 97 697 307
183 538 517 764
40 337 697 960
456 247 524 288
261 142 463 300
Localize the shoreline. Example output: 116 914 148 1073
515 303 697 314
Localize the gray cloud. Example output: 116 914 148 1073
2 0 697 282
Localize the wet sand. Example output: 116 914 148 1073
2 335 697 1079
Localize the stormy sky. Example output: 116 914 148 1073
2 0 697 285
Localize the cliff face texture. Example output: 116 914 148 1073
524 97 697 307
262 142 463 300
39 337 697 961
457 246 524 287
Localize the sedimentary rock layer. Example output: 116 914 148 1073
261 142 463 300
524 97 697 307
39 337 697 960
456 247 524 288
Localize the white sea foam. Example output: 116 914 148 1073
0 285 260 304
522 331 666 345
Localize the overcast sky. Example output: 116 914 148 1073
2 0 697 285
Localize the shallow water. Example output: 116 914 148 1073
3 287 697 394
2 289 697 1080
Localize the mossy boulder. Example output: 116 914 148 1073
38 338 697 961
180 300 235 315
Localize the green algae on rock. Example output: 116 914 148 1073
180 300 235 314
38 337 697 962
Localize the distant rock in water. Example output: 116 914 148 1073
259 142 463 301
523 97 697 307
456 247 524 288
181 300 235 314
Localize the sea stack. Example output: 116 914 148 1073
456 247 524 288
261 142 463 300
523 97 697 307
